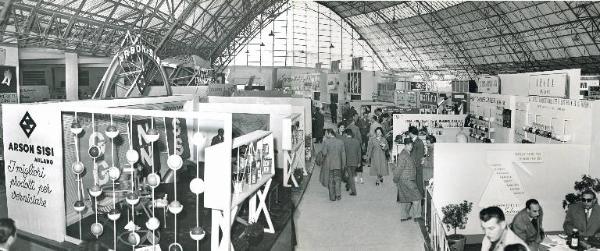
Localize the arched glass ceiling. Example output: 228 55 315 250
229 1 385 71
320 1 600 77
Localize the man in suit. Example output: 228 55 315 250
312 107 325 143
563 189 600 237
0 218 16 251
320 129 346 201
210 128 224 146
408 126 425 197
512 199 544 251
480 207 529 251
341 129 361 196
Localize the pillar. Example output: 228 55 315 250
65 52 78 100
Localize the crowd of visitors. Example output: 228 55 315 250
312 101 438 217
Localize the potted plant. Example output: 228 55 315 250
563 175 600 209
442 200 473 251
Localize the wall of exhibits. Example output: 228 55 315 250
433 143 591 236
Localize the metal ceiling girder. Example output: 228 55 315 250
408 1 476 78
482 2 537 68
318 2 389 70
369 10 426 72
213 1 279 71
156 0 200 53
213 0 284 71
177 0 222 50
528 2 580 60
564 2 600 54
61 0 88 39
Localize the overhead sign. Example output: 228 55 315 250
2 105 65 241
0 66 17 103
477 76 500 94
528 73 568 98
419 91 438 105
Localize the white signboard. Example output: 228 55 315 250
528 73 568 98
434 143 590 235
477 76 500 94
2 105 65 241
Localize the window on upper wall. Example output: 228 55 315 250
78 70 89 87
21 71 46 86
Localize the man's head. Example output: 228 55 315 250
325 128 336 138
337 122 346 134
374 108 382 115
525 199 541 219
479 206 506 242
0 218 16 248
582 190 597 210
343 129 354 138
217 128 224 136
371 115 378 123
408 126 419 137
403 138 414 152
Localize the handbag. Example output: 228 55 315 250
315 151 325 166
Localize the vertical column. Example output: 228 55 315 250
65 52 78 100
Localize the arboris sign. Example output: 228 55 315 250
2 104 65 241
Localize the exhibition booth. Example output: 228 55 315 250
1 95 289 250
429 143 591 250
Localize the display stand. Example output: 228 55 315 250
205 130 275 251
2 96 263 250
282 113 305 187
392 114 466 155
516 96 591 144
468 93 516 143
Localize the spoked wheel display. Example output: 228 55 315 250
93 36 172 99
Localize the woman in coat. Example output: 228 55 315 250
422 135 436 184
366 127 389 186
393 138 423 221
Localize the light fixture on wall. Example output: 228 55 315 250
245 49 249 54
268 30 274 36
330 43 334 49
260 42 265 46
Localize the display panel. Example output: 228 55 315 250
62 111 225 250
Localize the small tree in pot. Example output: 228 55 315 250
442 200 473 251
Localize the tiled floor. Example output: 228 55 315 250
294 163 425 251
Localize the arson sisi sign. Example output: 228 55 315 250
1 105 65 241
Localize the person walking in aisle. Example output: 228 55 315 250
329 103 338 124
408 126 425 197
366 127 389 186
0 218 16 251
319 129 346 201
356 112 371 184
341 129 361 196
393 138 422 221
313 107 325 143
368 115 383 139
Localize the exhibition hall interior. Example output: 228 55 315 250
1 1 600 251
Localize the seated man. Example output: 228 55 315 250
0 218 16 251
480 206 529 251
511 199 544 251
563 189 600 237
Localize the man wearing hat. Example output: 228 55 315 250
393 138 422 221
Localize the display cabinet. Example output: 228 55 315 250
282 113 305 187
469 93 516 143
205 130 275 251
344 70 377 101
516 96 591 144
466 114 495 143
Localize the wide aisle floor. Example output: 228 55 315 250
294 162 425 251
